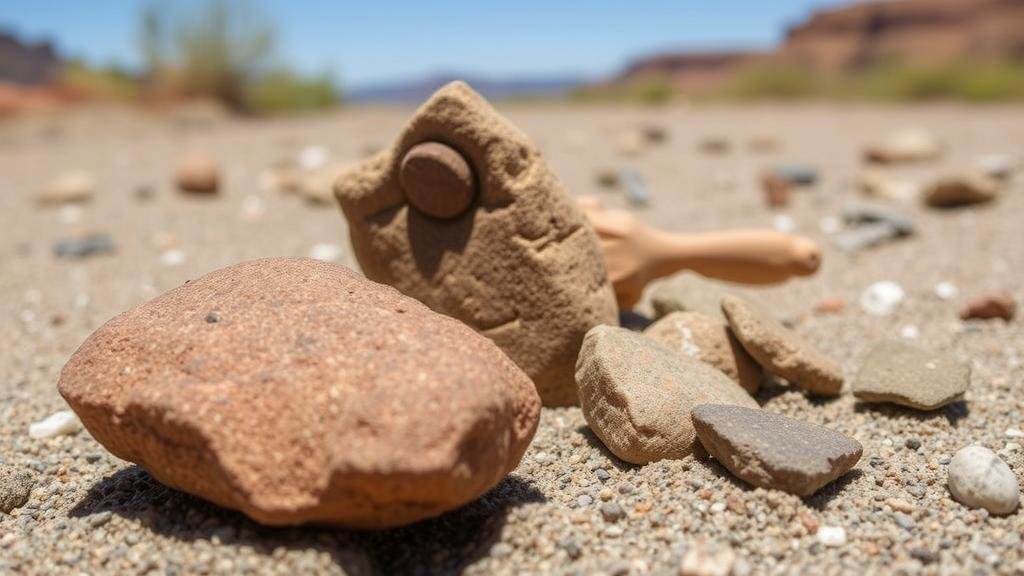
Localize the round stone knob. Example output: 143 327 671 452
399 142 476 219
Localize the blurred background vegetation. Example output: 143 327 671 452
56 0 339 114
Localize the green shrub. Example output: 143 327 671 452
725 63 819 99
139 0 338 113
244 71 338 113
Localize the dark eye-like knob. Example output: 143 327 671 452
399 142 476 219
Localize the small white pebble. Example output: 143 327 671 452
772 214 796 233
160 249 186 267
240 195 266 220
298 145 329 171
29 410 82 439
1006 428 1024 438
899 325 920 339
934 281 959 300
309 243 342 262
860 281 905 316
817 525 847 547
709 501 726 514
947 445 1019 515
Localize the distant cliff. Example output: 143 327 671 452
613 0 1024 93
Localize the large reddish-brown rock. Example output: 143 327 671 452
58 258 540 528
334 81 618 407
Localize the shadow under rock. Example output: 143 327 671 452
693 454 866 509
575 425 637 473
853 400 970 426
756 373 843 407
70 465 546 575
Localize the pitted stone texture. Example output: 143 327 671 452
0 464 34 513
644 311 761 394
58 258 540 528
575 326 757 465
852 340 970 410
692 404 863 497
334 81 617 406
721 295 844 396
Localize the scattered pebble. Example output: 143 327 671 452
864 128 943 164
698 137 730 155
853 339 970 410
160 248 186 268
241 195 266 220
643 311 762 394
575 325 757 464
813 296 845 314
947 445 1020 515
0 464 34 513
297 145 329 171
680 541 735 576
858 171 920 202
934 281 959 300
899 324 919 339
973 153 1017 180
692 404 862 496
859 281 904 316
52 233 115 259
816 526 847 547
959 291 1016 321
35 171 95 206
175 154 220 194
923 171 1001 208
649 272 736 321
761 173 791 208
722 295 844 396
619 169 649 207
308 242 342 262
28 409 82 439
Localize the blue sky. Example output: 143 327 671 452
2 1 848 89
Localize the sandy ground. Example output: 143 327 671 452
1 101 1022 575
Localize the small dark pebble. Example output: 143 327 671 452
905 438 921 450
53 233 115 260
559 537 582 560
594 468 610 482
893 512 915 530
600 502 625 522
135 185 156 201
910 548 938 564
205 312 220 323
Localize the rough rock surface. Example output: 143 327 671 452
691 404 862 497
721 295 844 396
574 326 757 465
947 445 1020 515
0 464 34 513
649 272 738 321
333 81 617 406
643 311 761 394
58 257 541 528
852 340 970 410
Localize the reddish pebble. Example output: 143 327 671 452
814 296 846 314
761 173 791 208
959 291 1016 321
